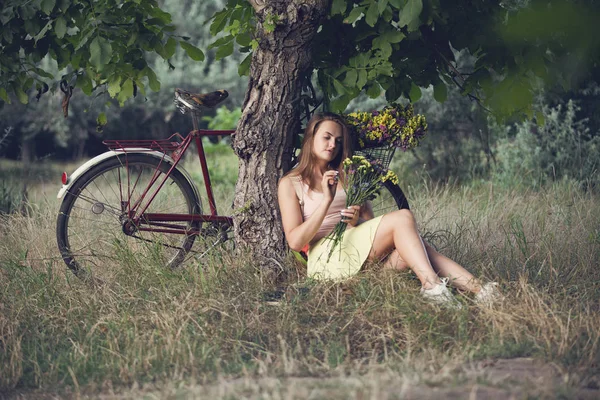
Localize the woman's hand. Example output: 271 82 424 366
321 170 339 203
340 205 361 227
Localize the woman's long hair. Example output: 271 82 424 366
286 112 352 191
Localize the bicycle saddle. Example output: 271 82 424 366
174 88 229 111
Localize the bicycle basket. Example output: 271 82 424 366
354 146 396 170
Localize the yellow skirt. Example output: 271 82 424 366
307 216 383 281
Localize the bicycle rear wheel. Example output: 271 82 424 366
56 154 201 280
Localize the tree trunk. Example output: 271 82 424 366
232 0 328 273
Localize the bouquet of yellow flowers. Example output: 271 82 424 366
325 155 399 263
345 103 427 151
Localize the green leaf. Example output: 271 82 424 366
117 78 134 105
399 0 422 28
433 82 447 102
41 0 56 15
331 0 347 16
357 69 368 89
235 32 252 47
330 95 351 113
164 37 177 59
76 73 93 95
54 16 67 39
373 37 392 59
96 112 107 132
58 0 70 11
409 82 421 102
365 2 379 27
145 67 160 92
333 78 346 95
180 41 205 61
344 69 358 87
0 87 9 103
12 84 28 105
215 41 234 60
389 0 405 8
387 31 405 43
34 20 53 44
344 6 365 24
238 53 252 76
366 83 381 98
378 0 389 14
107 76 122 97
89 36 113 69
210 9 230 36
208 35 234 50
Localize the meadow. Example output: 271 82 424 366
0 145 599 399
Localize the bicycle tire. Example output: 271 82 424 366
369 179 410 218
57 154 201 279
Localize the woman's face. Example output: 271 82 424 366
312 120 343 164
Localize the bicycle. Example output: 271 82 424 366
56 88 410 280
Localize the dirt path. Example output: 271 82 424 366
3 358 598 399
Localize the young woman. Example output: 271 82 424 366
278 113 499 308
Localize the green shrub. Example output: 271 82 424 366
492 100 600 188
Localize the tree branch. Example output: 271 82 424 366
247 0 268 13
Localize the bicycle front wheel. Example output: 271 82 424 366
57 154 201 280
369 179 410 218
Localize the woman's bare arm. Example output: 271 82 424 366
278 175 335 252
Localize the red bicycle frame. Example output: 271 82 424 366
103 128 236 236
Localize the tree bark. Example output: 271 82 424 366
232 0 328 273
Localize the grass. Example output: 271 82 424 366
0 149 599 398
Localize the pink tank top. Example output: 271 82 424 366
297 180 347 244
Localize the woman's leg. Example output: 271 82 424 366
369 210 482 294
424 242 482 293
369 210 440 289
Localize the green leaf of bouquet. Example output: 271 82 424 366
180 41 205 61
54 16 67 39
399 0 422 28
409 82 421 102
433 82 447 102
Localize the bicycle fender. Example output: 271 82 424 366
57 150 199 200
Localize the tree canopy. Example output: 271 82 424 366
207 0 600 121
0 0 205 107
